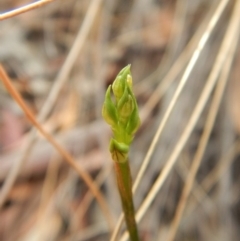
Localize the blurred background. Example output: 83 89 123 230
0 0 240 240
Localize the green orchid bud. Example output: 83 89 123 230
112 65 131 102
127 74 132 89
118 94 134 124
102 85 118 127
112 76 124 102
117 64 131 80
126 91 140 134
116 82 128 109
102 65 140 163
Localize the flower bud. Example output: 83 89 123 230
112 76 124 102
118 94 134 122
102 65 140 163
127 74 132 89
102 86 118 127
112 65 131 102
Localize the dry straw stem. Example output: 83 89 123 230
70 165 112 232
111 0 229 240
0 0 56 21
39 0 103 119
166 0 240 239
139 0 222 123
132 0 234 236
0 65 114 231
186 139 240 217
131 0 233 233
133 0 229 196
135 0 188 97
176 157 215 213
37 154 60 218
0 0 102 212
155 0 188 77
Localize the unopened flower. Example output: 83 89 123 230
102 65 140 163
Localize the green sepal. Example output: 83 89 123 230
117 84 134 125
127 107 140 135
126 91 140 135
112 76 124 103
109 139 129 163
118 94 134 121
102 85 118 127
127 74 133 89
117 64 131 80
112 65 131 103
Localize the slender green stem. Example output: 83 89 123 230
114 160 139 241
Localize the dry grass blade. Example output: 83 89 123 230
39 0 103 120
135 0 229 195
166 1 240 238
111 1 229 240
0 65 114 231
70 165 112 232
0 131 36 210
187 140 240 216
0 0 102 212
139 0 223 123
0 0 56 21
176 158 216 214
137 0 188 92
133 0 230 222
202 143 240 193
134 2 233 235
37 154 60 217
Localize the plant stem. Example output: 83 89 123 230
114 159 139 241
